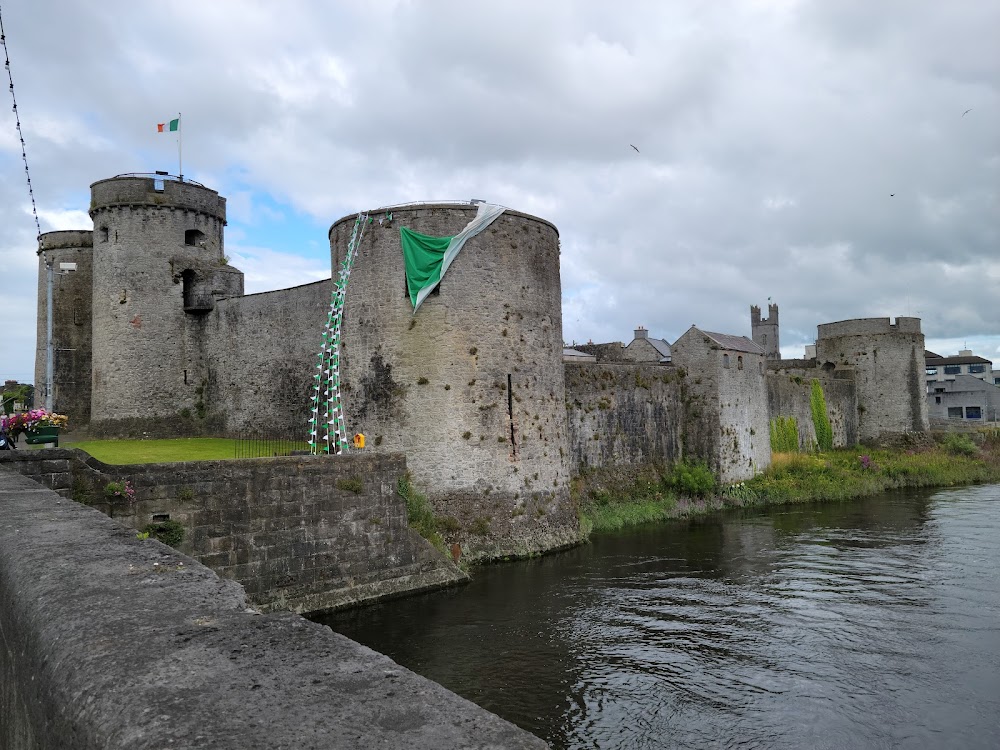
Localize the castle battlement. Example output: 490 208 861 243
90 174 226 223
37 230 94 252
818 317 922 338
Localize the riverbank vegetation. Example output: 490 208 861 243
577 429 1000 536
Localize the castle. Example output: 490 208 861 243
35 173 929 559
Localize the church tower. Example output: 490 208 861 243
750 302 780 360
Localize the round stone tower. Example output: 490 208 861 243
815 317 929 441
88 175 241 428
328 203 580 560
34 230 94 425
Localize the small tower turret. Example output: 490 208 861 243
34 230 94 425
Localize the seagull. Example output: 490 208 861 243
962 108 972 116
630 144 640 153
890 194 895 197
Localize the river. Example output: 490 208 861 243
316 485 1000 749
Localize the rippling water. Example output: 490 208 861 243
317 486 1000 749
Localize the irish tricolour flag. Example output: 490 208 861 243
157 118 179 133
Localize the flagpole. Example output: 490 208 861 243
177 112 182 180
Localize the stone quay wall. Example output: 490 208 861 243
0 450 463 614
0 469 545 750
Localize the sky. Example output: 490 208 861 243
1 0 998 385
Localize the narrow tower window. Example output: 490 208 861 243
100 226 109 243
181 269 197 308
737 356 744 370
723 353 730 369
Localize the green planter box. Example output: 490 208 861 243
25 425 60 447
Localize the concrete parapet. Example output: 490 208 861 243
0 469 545 749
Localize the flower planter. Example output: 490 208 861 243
25 425 60 447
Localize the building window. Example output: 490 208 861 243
966 406 982 419
723 353 730 369
944 365 961 375
947 407 963 419
969 364 985 374
185 229 206 247
737 356 744 370
100 226 109 243
925 367 938 376
995 377 1000 385
935 396 941 404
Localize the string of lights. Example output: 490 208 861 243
1 3 42 240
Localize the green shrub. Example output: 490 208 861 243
720 481 760 505
941 432 978 457
669 460 716 498
980 428 1000 449
470 517 491 536
435 515 462 533
397 476 446 553
810 379 834 451
142 520 185 548
769 416 799 453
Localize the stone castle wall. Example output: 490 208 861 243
815 318 929 441
329 205 580 561
208 280 332 433
766 367 858 448
34 230 94 426
564 363 683 471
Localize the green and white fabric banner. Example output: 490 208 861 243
401 202 505 311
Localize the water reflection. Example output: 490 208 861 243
317 485 1000 749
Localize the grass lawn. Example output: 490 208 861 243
63 438 310 465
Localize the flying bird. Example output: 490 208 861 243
630 144 640 153
963 108 972 116
890 194 895 197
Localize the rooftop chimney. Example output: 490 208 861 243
634 326 648 339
